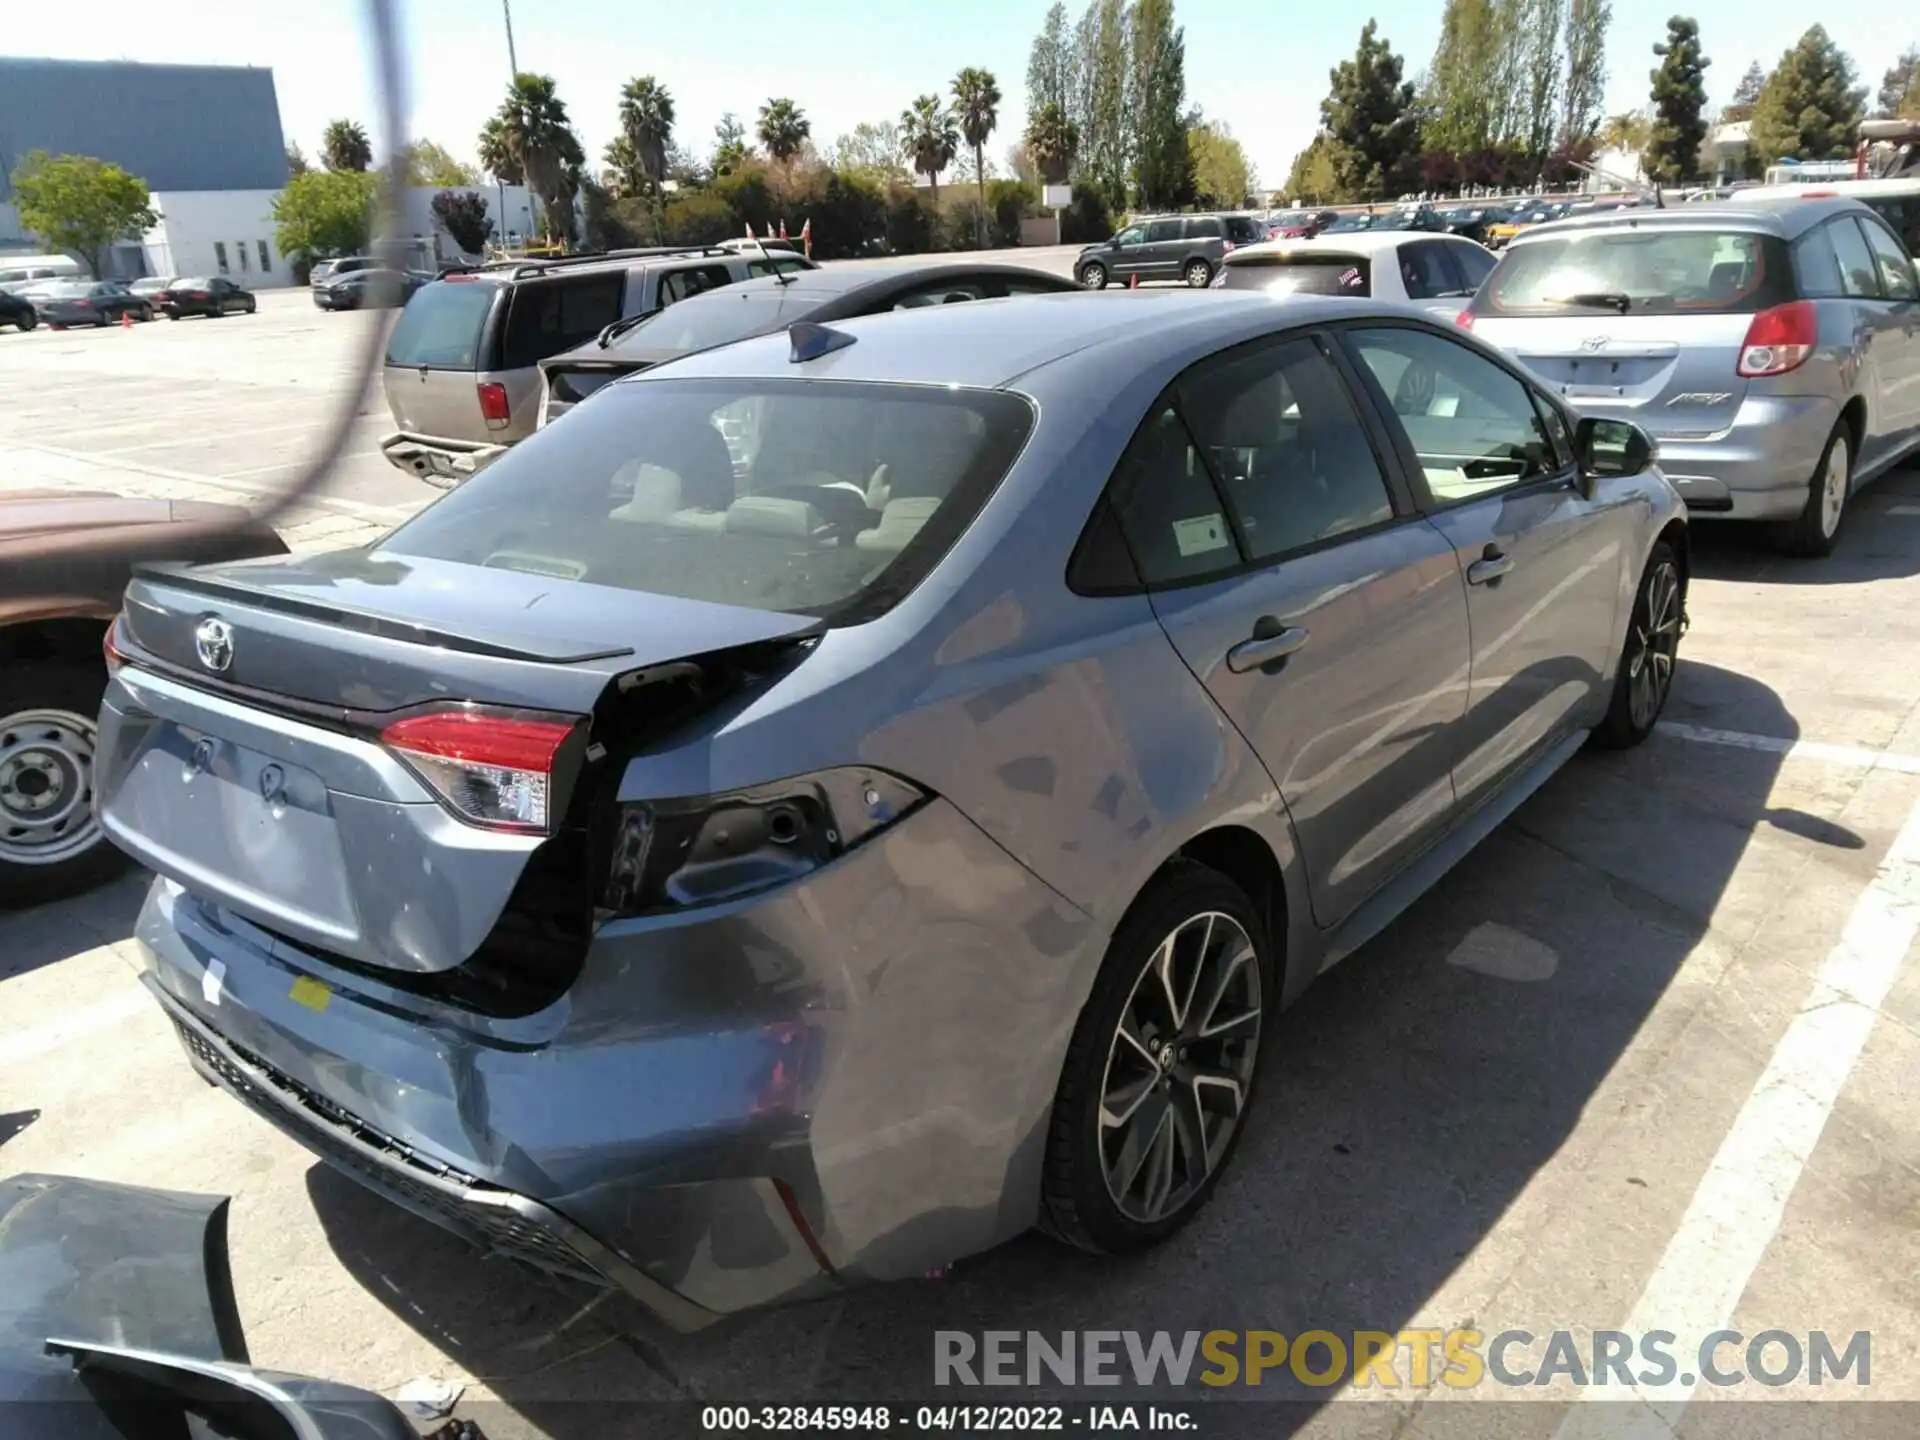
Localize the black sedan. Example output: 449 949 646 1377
0 289 35 332
154 277 257 319
537 261 1079 427
312 266 432 311
32 281 154 328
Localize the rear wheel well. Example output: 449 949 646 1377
1174 825 1288 976
0 617 108 668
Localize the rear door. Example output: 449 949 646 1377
1471 224 1791 449
1339 323 1627 807
1397 240 1467 315
1111 332 1471 927
1142 218 1186 279
383 277 506 439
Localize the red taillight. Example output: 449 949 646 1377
1737 301 1816 378
381 709 575 834
103 618 128 674
1454 309 1475 330
444 274 478 282
477 381 510 427
1799 189 1837 199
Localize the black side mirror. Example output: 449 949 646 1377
1574 415 1656 494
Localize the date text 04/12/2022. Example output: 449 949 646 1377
699 1404 1196 1431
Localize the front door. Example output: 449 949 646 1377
1106 224 1150 282
1108 333 1471 927
1339 323 1629 808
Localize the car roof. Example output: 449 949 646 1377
1510 193 1872 246
623 289 1410 392
1224 231 1421 261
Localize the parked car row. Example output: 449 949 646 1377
0 274 259 330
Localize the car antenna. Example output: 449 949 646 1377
748 228 795 286
789 321 855 362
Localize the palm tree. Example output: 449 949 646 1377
320 119 372 173
1023 102 1079 186
486 73 585 245
618 75 675 236
477 115 522 185
950 68 1001 247
756 98 811 165
900 94 960 218
1598 110 1652 156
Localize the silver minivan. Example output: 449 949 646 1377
379 247 815 486
1464 195 1920 555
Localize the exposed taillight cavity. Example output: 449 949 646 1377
477 381 510 428
1454 309 1475 330
382 709 575 834
1737 301 1816 378
103 618 128 674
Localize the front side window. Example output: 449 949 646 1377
1448 241 1497 289
1859 219 1918 301
1112 225 1147 248
1344 326 1559 502
384 379 1034 623
1179 338 1395 560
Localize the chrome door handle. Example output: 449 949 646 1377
1226 622 1310 674
1466 549 1514 585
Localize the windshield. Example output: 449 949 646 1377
385 279 498 369
384 378 1036 623
1479 228 1794 316
606 287 820 355
1321 215 1373 233
1221 255 1370 297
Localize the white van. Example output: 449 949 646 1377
1736 177 1920 256
0 253 86 294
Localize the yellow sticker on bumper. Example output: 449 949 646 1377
288 975 332 1012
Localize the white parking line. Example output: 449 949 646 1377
1660 720 1920 776
1888 504 1920 517
0 987 150 1067
93 417 340 455
1552 789 1920 1438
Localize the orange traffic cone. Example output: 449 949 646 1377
1129 272 1139 289
120 311 133 329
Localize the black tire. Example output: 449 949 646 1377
1593 540 1682 750
1079 261 1108 290
1184 258 1213 288
15 312 35 332
0 660 128 910
1774 423 1851 559
1039 860 1273 1255
166 311 180 321
245 298 257 314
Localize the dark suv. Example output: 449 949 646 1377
380 245 817 485
1075 212 1266 289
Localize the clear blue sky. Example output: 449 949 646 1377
25 1 1912 190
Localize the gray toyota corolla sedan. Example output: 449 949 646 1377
96 291 1686 1330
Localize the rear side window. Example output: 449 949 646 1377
1824 220 1881 299
501 273 625 369
1186 216 1222 239
1479 229 1793 316
383 379 1035 623
387 280 498 370
1398 242 1457 300
1220 255 1369 297
1224 215 1264 244
1859 220 1918 301
657 264 734 306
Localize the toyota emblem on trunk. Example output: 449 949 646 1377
194 617 234 673
1580 335 1609 352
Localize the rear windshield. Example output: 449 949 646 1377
383 378 1035 624
1221 255 1370 297
386 280 498 370
1321 215 1374 233
1477 228 1794 317
608 288 821 355
1223 215 1264 243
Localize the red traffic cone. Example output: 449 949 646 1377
120 310 133 329
1128 272 1139 289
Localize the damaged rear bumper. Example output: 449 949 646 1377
379 431 509 487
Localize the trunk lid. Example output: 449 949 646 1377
98 550 818 974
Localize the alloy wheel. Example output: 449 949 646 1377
1185 261 1210 288
1819 436 1849 540
1627 560 1681 732
0 708 101 867
1098 911 1262 1224
1081 263 1107 290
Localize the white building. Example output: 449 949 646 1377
140 190 290 287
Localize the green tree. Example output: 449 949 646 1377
1644 16 1711 184
827 121 907 180
617 75 676 236
1187 121 1251 207
952 67 1002 247
271 168 376 263
1750 26 1867 164
757 98 812 164
484 73 586 242
320 119 372 173
398 139 479 187
1520 0 1565 158
1024 100 1081 185
1598 109 1653 152
1560 0 1614 146
601 135 646 199
1282 135 1342 202
1321 21 1420 202
1075 0 1132 207
430 189 494 254
285 142 310 177
900 94 960 215
1723 61 1767 123
1876 46 1920 120
1425 0 1500 156
1026 2 1075 118
711 113 754 176
1128 0 1190 210
8 152 158 276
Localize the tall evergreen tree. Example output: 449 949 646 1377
1750 26 1866 163
1644 16 1710 184
1127 0 1190 209
1424 0 1500 156
1876 46 1920 120
1722 61 1767 123
1559 0 1614 146
1074 0 1132 207
1027 3 1075 120
1322 21 1420 201
1521 0 1565 158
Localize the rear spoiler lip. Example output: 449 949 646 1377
128 562 635 665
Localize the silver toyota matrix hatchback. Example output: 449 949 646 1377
98 291 1686 1329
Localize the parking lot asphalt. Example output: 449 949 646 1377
6 269 1920 1437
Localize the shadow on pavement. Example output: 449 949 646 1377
0 870 147 982
1688 467 1920 587
308 661 1794 1438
